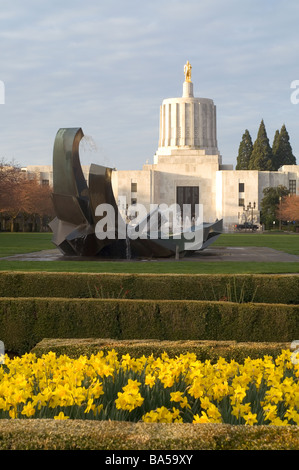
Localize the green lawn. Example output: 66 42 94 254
214 232 299 256
0 259 298 274
0 231 298 274
0 233 53 257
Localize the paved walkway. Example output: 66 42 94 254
186 246 299 262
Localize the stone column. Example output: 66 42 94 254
183 81 194 98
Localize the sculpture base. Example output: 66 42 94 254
183 81 194 98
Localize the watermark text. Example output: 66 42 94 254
290 80 299 104
0 341 4 364
95 199 203 250
291 340 299 365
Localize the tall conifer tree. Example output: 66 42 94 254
272 124 296 170
249 119 273 170
272 130 280 163
236 129 253 169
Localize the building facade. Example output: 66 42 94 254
23 64 299 231
114 65 299 231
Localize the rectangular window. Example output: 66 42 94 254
131 182 137 192
238 198 245 207
41 179 49 186
239 183 244 193
131 198 137 206
289 180 296 194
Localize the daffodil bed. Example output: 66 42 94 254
1 349 299 426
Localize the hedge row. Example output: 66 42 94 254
0 419 298 450
0 271 299 304
32 338 293 363
1 297 298 355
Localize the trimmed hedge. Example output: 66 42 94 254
0 419 298 450
1 297 298 355
32 338 293 363
0 271 299 304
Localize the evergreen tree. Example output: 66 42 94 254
272 129 280 167
236 129 253 169
260 185 289 229
249 120 273 170
272 124 296 170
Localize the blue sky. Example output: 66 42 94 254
0 0 299 170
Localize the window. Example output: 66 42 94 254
176 186 199 218
41 179 49 186
238 198 245 207
239 183 244 192
131 198 137 205
131 182 137 192
289 180 296 194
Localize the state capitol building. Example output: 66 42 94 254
22 63 299 232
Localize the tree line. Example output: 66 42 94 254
236 120 296 171
0 159 54 232
260 185 299 230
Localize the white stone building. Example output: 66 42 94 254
114 67 299 231
23 65 299 232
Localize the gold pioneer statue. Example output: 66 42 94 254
184 61 192 82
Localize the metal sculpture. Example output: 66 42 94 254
49 127 222 258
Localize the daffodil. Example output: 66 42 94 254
243 412 258 426
142 406 182 423
8 407 17 419
115 380 144 412
230 384 247 405
145 374 156 388
84 398 95 414
0 349 298 426
264 387 283 405
192 411 211 423
54 412 69 420
21 401 36 417
170 391 184 403
285 407 299 425
263 404 277 422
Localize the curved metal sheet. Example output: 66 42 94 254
49 127 223 259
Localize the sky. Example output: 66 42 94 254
0 0 299 171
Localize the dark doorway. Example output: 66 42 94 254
176 186 199 218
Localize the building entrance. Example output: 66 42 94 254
176 186 199 219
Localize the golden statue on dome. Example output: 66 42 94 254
184 61 192 82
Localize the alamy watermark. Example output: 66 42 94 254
290 80 299 104
291 340 299 365
0 341 4 364
95 198 204 250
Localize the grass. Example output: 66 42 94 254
0 233 53 257
214 232 299 256
0 260 299 274
0 231 298 274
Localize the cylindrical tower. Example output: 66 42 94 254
158 63 218 155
